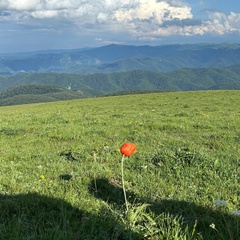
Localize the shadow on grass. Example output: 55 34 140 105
89 178 239 240
0 192 141 240
1 180 238 240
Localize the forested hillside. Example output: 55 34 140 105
0 65 239 93
0 84 90 106
0 64 239 106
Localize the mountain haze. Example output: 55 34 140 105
1 43 240 75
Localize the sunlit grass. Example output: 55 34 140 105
0 90 239 239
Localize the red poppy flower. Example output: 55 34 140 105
120 142 136 157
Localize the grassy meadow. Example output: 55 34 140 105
0 90 239 239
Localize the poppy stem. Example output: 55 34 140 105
121 155 129 213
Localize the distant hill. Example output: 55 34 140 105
0 64 239 106
0 84 91 106
1 43 240 74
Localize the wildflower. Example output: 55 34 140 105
120 142 136 157
230 210 240 216
210 223 216 229
120 142 136 213
40 175 45 179
214 200 227 208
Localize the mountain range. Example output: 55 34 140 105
0 43 240 106
1 43 240 75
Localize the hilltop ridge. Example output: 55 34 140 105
1 43 240 75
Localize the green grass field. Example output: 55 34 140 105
0 90 239 239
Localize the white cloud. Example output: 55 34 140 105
114 0 192 23
0 0 192 22
206 10 240 34
228 12 240 28
0 0 240 42
0 0 75 11
31 10 60 19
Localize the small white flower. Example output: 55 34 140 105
210 223 216 229
214 200 227 207
230 210 240 216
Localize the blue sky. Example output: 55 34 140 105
0 0 240 53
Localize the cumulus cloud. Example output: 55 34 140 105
114 0 192 23
0 0 240 41
204 10 240 34
0 0 40 11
